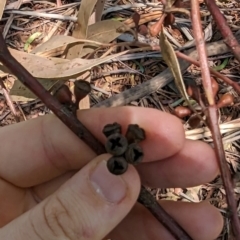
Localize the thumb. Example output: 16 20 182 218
0 154 140 240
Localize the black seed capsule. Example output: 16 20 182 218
54 84 73 105
102 122 122 138
74 80 91 104
107 156 128 175
125 143 144 165
105 133 128 156
125 124 145 143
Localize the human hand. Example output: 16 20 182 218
0 107 223 240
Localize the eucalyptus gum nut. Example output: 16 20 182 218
54 85 73 105
105 133 128 156
210 77 219 98
125 143 144 165
187 85 199 102
74 80 91 104
102 122 122 138
188 114 202 129
164 13 175 26
174 106 191 118
107 156 128 175
138 25 148 36
217 93 234 108
125 124 146 144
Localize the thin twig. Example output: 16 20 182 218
3 0 23 38
36 2 80 13
191 2 214 105
56 0 62 8
139 186 192 240
15 101 27 121
204 0 240 64
4 10 77 22
102 3 162 15
0 79 20 122
0 32 191 239
191 0 240 238
0 110 11 121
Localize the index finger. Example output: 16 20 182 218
0 107 185 187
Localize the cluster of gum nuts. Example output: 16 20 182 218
102 123 146 175
174 77 235 119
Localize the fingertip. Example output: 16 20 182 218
140 109 185 161
138 139 220 188
78 107 186 161
160 201 224 240
109 200 223 240
198 201 224 239
197 141 220 181
179 139 220 185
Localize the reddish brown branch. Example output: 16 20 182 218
175 51 240 94
191 1 240 238
56 0 62 7
208 106 240 239
191 1 214 105
204 0 240 64
0 32 192 239
139 186 192 240
0 34 105 155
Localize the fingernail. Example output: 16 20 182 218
90 160 127 203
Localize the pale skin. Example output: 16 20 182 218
0 107 223 240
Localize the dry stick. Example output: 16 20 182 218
0 34 105 155
56 0 62 7
175 51 240 95
15 101 27 121
3 0 23 38
191 0 240 238
204 0 240 64
0 79 20 122
138 187 192 240
94 40 233 108
0 33 191 240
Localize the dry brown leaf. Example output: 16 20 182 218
80 20 125 57
87 20 124 42
30 35 69 56
10 79 59 102
31 20 124 58
5 48 124 79
66 0 98 59
160 30 189 101
0 0 7 20
166 0 176 8
31 35 103 57
95 0 106 22
7 49 126 101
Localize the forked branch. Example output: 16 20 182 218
191 1 240 238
